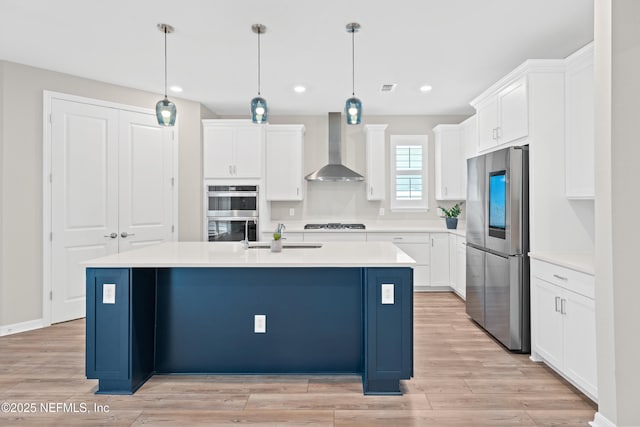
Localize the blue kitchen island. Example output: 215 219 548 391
84 241 414 395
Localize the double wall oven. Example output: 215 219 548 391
206 185 258 242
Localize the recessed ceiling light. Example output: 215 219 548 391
294 85 306 93
169 85 183 93
420 85 433 93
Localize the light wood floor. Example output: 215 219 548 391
0 292 596 426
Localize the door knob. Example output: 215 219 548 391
104 232 117 239
121 232 135 238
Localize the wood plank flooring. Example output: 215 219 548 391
0 292 596 426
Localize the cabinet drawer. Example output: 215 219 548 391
303 232 366 242
531 259 594 299
366 232 429 244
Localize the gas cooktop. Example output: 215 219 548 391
304 223 366 230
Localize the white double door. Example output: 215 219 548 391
50 97 175 324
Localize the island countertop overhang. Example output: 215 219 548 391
82 241 416 268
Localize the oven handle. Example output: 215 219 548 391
207 210 258 218
207 216 259 222
207 191 258 197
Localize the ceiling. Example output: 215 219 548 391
0 0 593 117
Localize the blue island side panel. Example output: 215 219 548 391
154 267 364 374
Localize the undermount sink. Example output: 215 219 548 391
246 242 323 249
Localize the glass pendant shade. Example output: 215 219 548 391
344 96 362 125
251 96 268 124
156 96 177 126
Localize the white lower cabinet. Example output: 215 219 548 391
451 235 466 299
367 232 430 289
303 232 366 242
530 259 597 401
449 235 457 292
429 233 450 287
366 232 449 291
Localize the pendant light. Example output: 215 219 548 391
251 24 268 124
155 23 177 127
345 22 362 125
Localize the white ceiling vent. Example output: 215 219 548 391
380 83 397 92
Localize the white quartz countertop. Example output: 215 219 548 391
528 251 595 275
83 241 416 268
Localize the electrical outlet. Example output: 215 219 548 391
103 284 116 304
254 315 266 333
379 207 385 216
289 208 295 216
381 284 395 304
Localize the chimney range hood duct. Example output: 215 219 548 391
305 112 364 182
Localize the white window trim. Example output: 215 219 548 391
389 134 429 212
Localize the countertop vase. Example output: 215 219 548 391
270 239 282 252
445 218 458 230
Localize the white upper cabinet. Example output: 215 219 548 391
460 115 477 160
565 43 594 199
202 120 263 179
474 76 528 152
434 124 465 200
265 124 305 201
364 124 387 200
476 96 500 151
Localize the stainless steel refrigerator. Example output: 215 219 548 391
466 145 530 353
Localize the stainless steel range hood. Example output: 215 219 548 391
304 112 364 182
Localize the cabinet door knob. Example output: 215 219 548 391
104 232 117 239
555 296 561 313
553 274 568 281
560 298 567 315
121 232 135 238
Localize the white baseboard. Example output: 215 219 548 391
589 413 616 427
529 352 543 363
0 318 45 337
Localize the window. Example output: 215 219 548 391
390 135 428 211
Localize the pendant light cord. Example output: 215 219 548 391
163 26 168 98
351 27 355 96
257 28 261 96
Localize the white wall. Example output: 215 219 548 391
0 62 5 325
0 60 208 327
594 0 640 425
261 114 469 222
